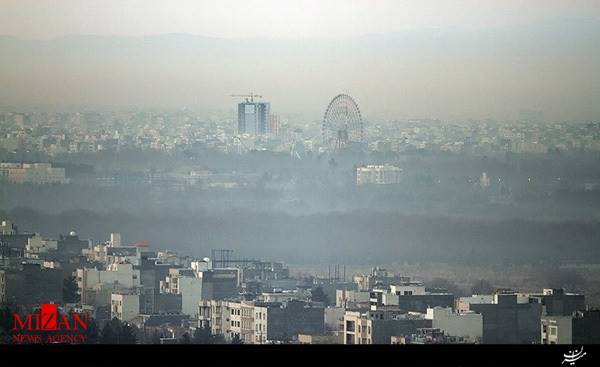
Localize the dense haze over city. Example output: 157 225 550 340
1 1 600 121
1 0 600 349
1 0 599 261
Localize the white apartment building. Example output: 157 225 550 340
199 299 324 344
356 164 402 185
336 289 370 308
77 263 140 305
426 307 483 342
26 234 58 254
541 316 573 344
162 268 238 318
390 283 426 296
111 291 141 322
259 291 299 303
163 268 202 317
1 220 17 235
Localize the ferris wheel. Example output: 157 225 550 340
322 94 364 151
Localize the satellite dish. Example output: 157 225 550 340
203 257 211 263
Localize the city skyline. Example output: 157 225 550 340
1 1 600 356
1 2 600 121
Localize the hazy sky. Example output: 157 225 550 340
1 0 599 40
1 1 599 121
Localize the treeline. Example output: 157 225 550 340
2 207 599 266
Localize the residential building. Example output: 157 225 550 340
343 309 431 344
528 288 586 316
353 268 410 291
541 310 600 344
370 285 454 313
162 267 239 317
336 289 370 309
238 102 270 135
111 290 141 322
426 307 482 343
463 292 542 344
356 164 402 185
199 299 324 344
77 263 140 306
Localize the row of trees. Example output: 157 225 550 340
170 326 236 345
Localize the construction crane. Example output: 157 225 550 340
230 92 263 103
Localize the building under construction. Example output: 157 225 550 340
232 92 270 135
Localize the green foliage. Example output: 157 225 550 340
192 326 212 344
0 304 14 344
62 276 81 304
310 286 330 305
84 318 99 344
100 318 137 344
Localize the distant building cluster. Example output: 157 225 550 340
0 162 68 184
356 164 402 185
1 220 599 344
3 108 600 163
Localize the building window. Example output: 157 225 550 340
346 321 355 332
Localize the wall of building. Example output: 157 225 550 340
266 301 324 342
397 294 455 313
179 276 203 317
111 292 140 322
469 295 542 344
541 316 572 344
426 307 482 341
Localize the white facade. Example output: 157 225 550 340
1 220 17 235
426 307 483 342
456 295 495 312
541 316 573 344
325 307 345 331
179 276 204 317
390 284 426 296
356 164 402 185
26 234 58 254
191 260 211 274
259 291 298 303
336 289 370 307
77 263 140 305
111 292 140 322
110 233 121 247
